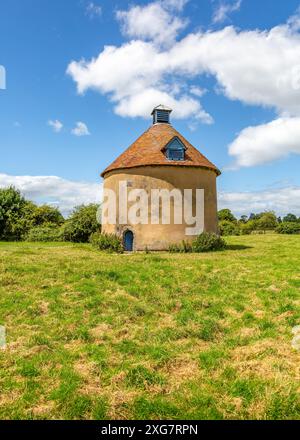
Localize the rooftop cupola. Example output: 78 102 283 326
151 105 172 124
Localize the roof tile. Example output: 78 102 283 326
101 123 221 177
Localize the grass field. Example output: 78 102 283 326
0 235 300 420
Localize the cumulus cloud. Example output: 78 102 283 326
71 121 90 136
0 173 101 216
67 12 300 118
67 4 300 164
66 38 212 123
219 186 300 217
116 1 188 47
228 117 300 168
212 0 242 24
48 119 63 133
114 87 213 123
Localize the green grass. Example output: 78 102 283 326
0 235 300 420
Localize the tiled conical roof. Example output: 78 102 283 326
101 123 221 177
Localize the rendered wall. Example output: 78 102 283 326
102 166 218 251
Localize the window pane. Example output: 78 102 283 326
168 149 184 160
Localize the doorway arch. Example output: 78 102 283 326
123 230 134 252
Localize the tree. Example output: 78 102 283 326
32 205 64 226
219 220 240 236
240 215 248 224
62 204 100 243
240 219 257 235
0 187 35 240
283 213 298 223
218 209 237 223
257 212 278 233
249 213 263 221
0 187 65 241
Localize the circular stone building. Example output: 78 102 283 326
101 105 221 251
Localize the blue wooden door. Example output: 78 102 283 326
124 231 134 251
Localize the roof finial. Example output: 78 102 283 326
151 105 172 124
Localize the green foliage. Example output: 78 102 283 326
0 187 65 241
239 219 257 235
0 187 35 240
257 211 278 232
25 224 63 242
218 209 237 223
170 232 226 253
32 205 64 226
276 222 300 235
90 232 123 253
62 204 100 243
219 220 240 236
283 213 299 223
192 232 226 253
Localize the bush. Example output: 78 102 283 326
169 232 226 253
90 232 123 253
192 232 226 253
62 204 100 243
240 220 257 235
219 220 240 236
25 224 63 242
276 222 300 235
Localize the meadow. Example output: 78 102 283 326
0 235 300 420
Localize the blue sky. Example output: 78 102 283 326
1 0 300 215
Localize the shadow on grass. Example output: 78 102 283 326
226 244 253 251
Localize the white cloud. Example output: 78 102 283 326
66 38 213 123
287 6 300 32
71 121 90 136
48 119 63 133
67 13 300 118
116 2 188 47
166 24 300 116
114 87 213 123
219 186 300 217
68 6 300 162
190 85 207 97
164 0 189 11
0 173 102 217
212 0 242 24
86 2 102 19
228 117 300 168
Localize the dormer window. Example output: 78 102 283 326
165 137 186 161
